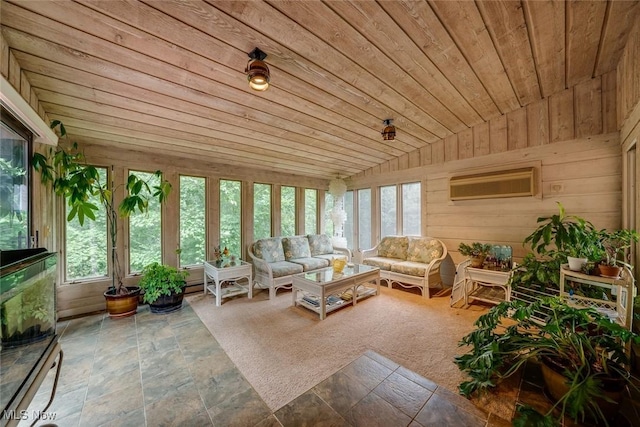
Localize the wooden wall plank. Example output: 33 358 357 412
19 71 30 101
0 32 8 78
489 115 507 153
549 88 575 142
420 145 432 166
601 71 617 133
617 15 640 127
473 121 490 157
507 108 528 150
527 98 549 146
8 51 20 89
457 128 473 159
444 134 458 162
522 0 565 98
398 154 409 171
408 151 420 169
574 77 603 138
431 140 445 164
594 0 640 76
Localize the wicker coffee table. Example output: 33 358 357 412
292 264 380 320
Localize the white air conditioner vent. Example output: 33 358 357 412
450 167 536 201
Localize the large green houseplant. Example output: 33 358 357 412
33 121 171 317
456 297 639 426
138 262 187 314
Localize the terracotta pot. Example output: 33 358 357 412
540 356 624 421
104 286 141 318
470 255 486 268
598 264 623 279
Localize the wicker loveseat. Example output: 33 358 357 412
361 235 447 298
248 234 351 299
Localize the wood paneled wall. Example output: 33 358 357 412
352 74 617 180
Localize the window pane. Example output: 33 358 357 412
254 183 272 240
281 186 295 236
0 123 29 249
324 191 333 237
220 180 241 257
380 185 397 237
129 171 162 272
403 182 421 235
304 188 317 235
344 191 354 250
358 188 371 250
180 175 206 266
66 167 108 280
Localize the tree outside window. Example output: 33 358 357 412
281 186 295 236
358 188 371 250
304 188 317 235
402 182 421 235
179 175 206 267
254 183 272 240
380 185 397 237
129 170 162 272
220 179 241 257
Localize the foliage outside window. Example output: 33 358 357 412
344 191 354 249
304 188 317 235
220 179 241 257
358 188 371 250
253 183 272 240
324 191 333 237
280 186 295 236
380 185 396 237
0 122 30 250
402 182 421 235
129 170 162 273
179 175 206 267
66 167 108 280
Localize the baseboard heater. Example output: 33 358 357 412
449 167 536 201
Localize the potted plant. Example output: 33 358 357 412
458 242 492 268
33 121 171 318
523 202 602 271
138 262 187 313
455 296 639 426
597 228 639 279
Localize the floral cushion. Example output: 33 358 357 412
377 236 409 259
307 234 334 256
362 256 402 271
254 237 285 263
282 236 311 260
269 261 304 278
288 257 329 271
406 237 443 264
390 261 429 277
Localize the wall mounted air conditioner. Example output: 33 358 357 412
1 75 57 145
449 167 536 201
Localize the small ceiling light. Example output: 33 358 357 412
245 47 270 91
381 119 396 141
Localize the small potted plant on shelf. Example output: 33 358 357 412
598 228 639 279
458 242 492 268
455 296 640 426
138 262 188 314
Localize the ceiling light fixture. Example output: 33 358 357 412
381 119 396 141
245 47 270 91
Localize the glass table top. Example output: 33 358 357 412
297 264 378 283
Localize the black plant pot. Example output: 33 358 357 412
149 290 185 314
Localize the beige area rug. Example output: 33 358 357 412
187 286 489 412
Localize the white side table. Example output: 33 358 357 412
203 260 253 306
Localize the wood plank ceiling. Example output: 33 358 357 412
2 0 639 180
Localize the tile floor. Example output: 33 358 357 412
15 301 509 427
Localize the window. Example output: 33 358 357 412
254 183 272 240
179 175 206 267
129 170 162 273
344 191 354 249
304 188 317 235
380 185 397 237
402 182 421 235
220 179 241 257
280 186 295 236
0 120 31 250
64 167 108 280
358 188 371 250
